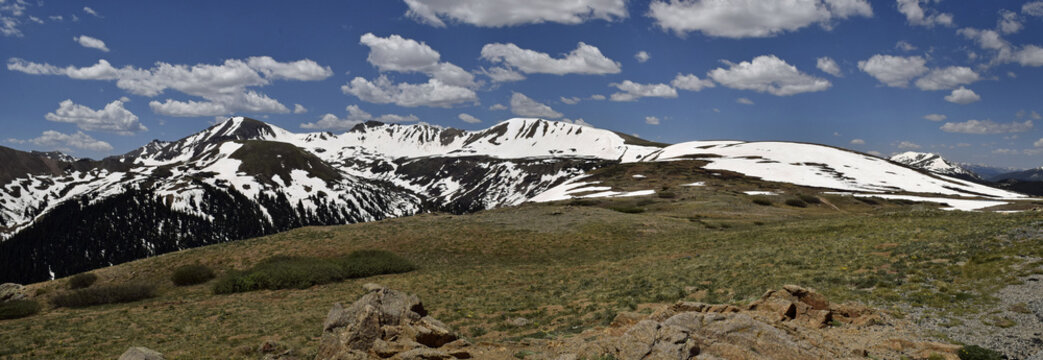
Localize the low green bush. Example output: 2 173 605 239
0 300 41 320
856 197 879 205
609 206 646 214
51 284 156 308
171 264 216 286
68 272 98 290
657 191 677 199
784 199 808 208
957 345 1004 360
797 194 821 204
752 198 773 206
212 250 416 294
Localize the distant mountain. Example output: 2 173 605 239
959 163 1024 182
0 117 1026 283
889 151 980 181
992 167 1043 182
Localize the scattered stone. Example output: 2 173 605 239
0 283 27 303
362 283 384 292
507 317 531 327
117 346 164 360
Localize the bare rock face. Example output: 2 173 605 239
0 283 27 303
315 285 468 360
117 346 165 360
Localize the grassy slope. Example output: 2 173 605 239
1 161 1041 359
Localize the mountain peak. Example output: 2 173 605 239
890 151 978 180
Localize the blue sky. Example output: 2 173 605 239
2 0 1043 168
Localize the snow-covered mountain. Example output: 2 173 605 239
889 151 980 181
0 117 1027 283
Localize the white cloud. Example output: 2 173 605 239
896 0 953 27
940 119 1032 134
480 42 621 75
83 6 101 18
998 9 1022 34
895 40 918 51
913 66 979 91
944 87 981 104
648 0 872 38
1016 110 1042 120
510 92 563 119
850 138 865 145
671 73 715 91
708 55 831 96
857 54 927 87
8 130 113 152
1026 1 1043 16
458 113 481 124
359 33 475 87
816 56 842 77
45 99 145 135
489 103 507 111
896 141 921 149
590 94 607 100
341 75 478 108
300 105 419 131
7 57 332 117
923 113 947 122
736 97 755 105
560 96 581 105
868 150 884 157
481 67 526 82
1035 138 1043 148
645 116 660 125
609 80 678 101
957 28 1043 67
403 0 627 27
293 104 307 114
73 35 109 52
1016 45 1043 67
635 51 651 63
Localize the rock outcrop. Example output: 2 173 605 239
117 346 165 360
0 283 27 303
316 284 470 360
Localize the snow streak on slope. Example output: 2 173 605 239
640 141 1025 199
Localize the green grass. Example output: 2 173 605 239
211 250 415 294
171 264 216 286
51 284 156 308
0 300 40 320
958 345 1005 360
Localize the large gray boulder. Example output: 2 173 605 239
0 283 27 303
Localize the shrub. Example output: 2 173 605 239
752 198 773 206
569 199 600 206
213 250 416 294
171 264 216 286
797 194 821 204
51 284 156 308
609 206 646 214
68 272 98 290
657 191 677 199
784 199 808 208
957 345 1004 360
0 300 41 320
856 197 879 205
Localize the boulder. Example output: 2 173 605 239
117 346 164 360
315 286 465 360
0 283 27 303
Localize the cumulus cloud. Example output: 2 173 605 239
896 0 953 27
74 35 109 52
403 0 627 27
341 75 478 108
510 92 563 118
7 57 332 117
635 51 651 63
648 0 872 38
850 139 865 145
645 116 660 125
45 99 146 135
940 119 1032 134
83 6 101 17
359 33 475 87
816 56 842 77
736 97 755 105
944 87 981 104
958 27 1043 67
489 103 507 111
708 55 831 96
609 80 678 101
670 73 716 91
1016 110 1043 120
480 42 621 75
895 40 918 51
293 104 307 114
481 67 526 82
857 54 927 87
923 113 947 122
8 130 113 152
590 94 607 100
1026 1 1043 16
896 141 921 149
300 105 419 131
913 66 979 91
560 96 582 105
458 113 481 124
998 9 1022 34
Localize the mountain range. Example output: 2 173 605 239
0 117 1033 283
